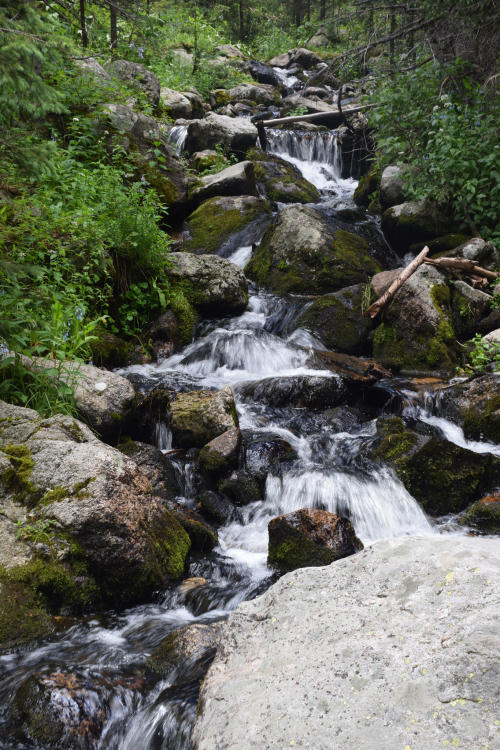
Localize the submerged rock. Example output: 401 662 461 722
247 147 320 204
199 490 241 524
461 494 500 533
148 622 221 683
169 386 238 448
193 536 500 750
244 432 297 488
245 204 381 295
218 470 262 506
268 508 363 572
438 374 500 443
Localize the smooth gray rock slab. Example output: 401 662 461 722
167 252 248 315
190 161 256 203
194 535 500 750
186 112 258 155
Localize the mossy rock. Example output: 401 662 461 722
438 374 500 444
182 195 271 254
247 147 320 204
460 495 500 534
0 577 54 652
91 329 133 369
173 509 218 552
353 166 379 207
297 284 373 355
147 622 220 681
381 200 455 253
245 205 381 295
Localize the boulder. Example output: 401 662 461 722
306 30 330 48
167 253 248 316
160 87 194 119
244 433 297 489
107 59 160 109
0 401 191 625
90 329 134 369
297 284 374 356
247 147 320 204
101 103 188 210
379 164 408 208
372 265 458 372
267 51 291 68
238 374 348 409
353 167 379 207
382 200 454 253
370 268 401 298
147 622 221 682
181 195 271 254
218 471 262 506
185 113 258 156
451 280 492 339
289 48 324 68
198 427 241 478
173 509 218 551
211 83 279 109
200 490 241 524
438 374 500 443
246 60 281 87
461 494 500 533
484 328 500 343
268 508 363 572
193 536 500 750
190 149 225 172
371 416 499 515
245 205 381 295
169 386 238 448
74 56 110 81
190 161 257 203
117 440 179 499
215 44 245 59
451 237 500 270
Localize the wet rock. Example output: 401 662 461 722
170 386 238 448
218 471 262 506
247 147 319 204
211 83 279 109
193 536 500 750
178 576 207 594
246 60 281 87
118 440 179 499
107 59 160 109
167 252 248 316
147 622 221 682
238 374 348 409
198 428 241 478
244 433 297 488
190 161 257 203
379 165 408 208
451 281 492 339
372 265 458 372
190 149 225 172
147 308 183 354
382 200 454 253
173 509 218 551
245 205 381 295
268 508 363 572
298 284 374 356
438 374 500 443
200 490 241 524
311 349 391 385
101 103 188 211
181 195 271 255
0 578 54 652
353 167 379 207
451 237 500 270
371 416 499 515
0 401 191 614
185 113 258 156
461 494 500 533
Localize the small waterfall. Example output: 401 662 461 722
168 124 188 155
155 420 172 451
272 66 301 92
267 128 342 173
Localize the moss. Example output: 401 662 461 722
183 196 270 254
211 89 231 107
40 486 69 505
460 496 500 533
462 393 500 443
146 631 177 673
372 417 418 464
297 288 373 355
353 166 379 207
1 444 41 507
268 535 340 572
63 420 86 443
91 330 133 369
0 575 54 651
168 287 199 345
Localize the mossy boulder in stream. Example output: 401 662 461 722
461 494 500 533
169 386 239 448
181 195 271 254
371 417 499 515
381 200 454 253
147 622 221 683
245 205 381 295
247 147 320 204
438 374 500 444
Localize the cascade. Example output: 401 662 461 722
168 124 188 155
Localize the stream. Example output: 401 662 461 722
0 124 495 749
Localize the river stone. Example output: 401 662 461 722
438 374 500 443
167 253 248 316
372 264 458 372
173 509 218 551
218 470 262 506
247 147 320 204
160 87 194 119
238 374 348 409
193 535 500 750
0 401 191 611
245 205 381 295
268 509 363 572
198 427 241 478
370 268 401 298
246 60 281 87
190 149 225 172
190 161 257 203
297 284 374 356
185 113 258 155
451 280 492 338
211 83 279 109
181 195 271 255
101 103 188 211
461 494 500 533
117 440 179 499
244 433 297 488
148 622 221 683
371 416 499 515
379 164 407 208
199 490 241 524
169 386 238 448
107 59 160 108
452 237 500 270
381 200 454 253
267 51 291 68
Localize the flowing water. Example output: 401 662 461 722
1 127 495 750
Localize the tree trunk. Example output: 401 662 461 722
239 0 244 39
79 0 88 49
389 11 396 72
110 2 117 52
320 0 326 20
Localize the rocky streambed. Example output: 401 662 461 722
1 49 500 749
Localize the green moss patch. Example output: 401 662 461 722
0 576 54 652
183 196 270 254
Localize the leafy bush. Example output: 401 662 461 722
464 334 500 373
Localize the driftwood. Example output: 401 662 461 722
364 246 430 319
261 104 371 128
313 350 391 384
424 257 499 281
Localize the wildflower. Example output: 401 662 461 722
129 41 135 49
138 47 144 59
75 307 83 321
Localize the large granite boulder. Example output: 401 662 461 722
211 83 279 108
451 237 500 270
372 265 458 372
107 59 160 109
297 284 374 355
193 536 500 750
181 195 271 254
247 147 320 204
451 280 492 339
185 113 258 155
169 386 238 448
190 161 257 203
101 104 188 210
167 252 248 316
382 200 454 253
160 87 204 119
245 205 381 295
379 164 408 208
268 508 363 572
0 401 191 646
438 374 500 443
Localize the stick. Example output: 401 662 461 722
262 104 372 128
364 245 430 318
425 257 498 281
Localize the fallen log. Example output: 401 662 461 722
364 246 430 319
313 349 391 384
261 104 372 128
424 257 498 281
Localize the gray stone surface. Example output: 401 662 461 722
167 252 248 315
107 59 160 108
194 535 500 750
186 112 258 155
190 161 257 203
160 87 193 119
379 164 406 208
